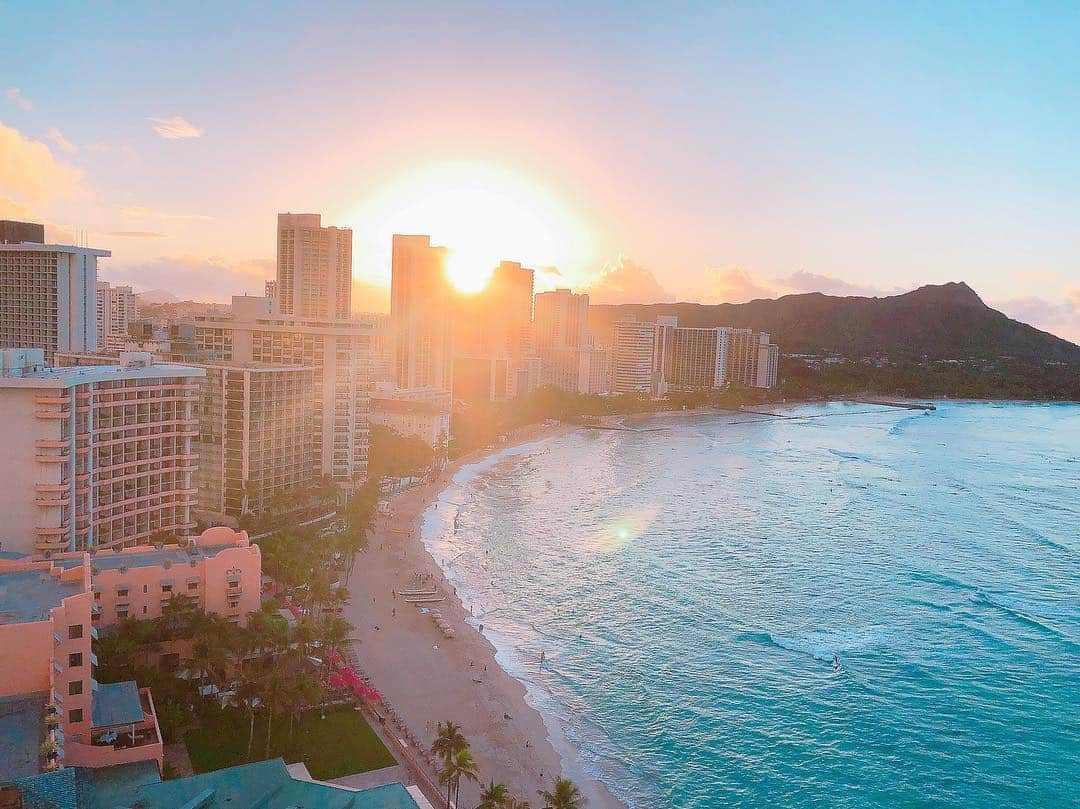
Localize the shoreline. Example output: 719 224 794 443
344 421 625 809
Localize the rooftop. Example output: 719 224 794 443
54 543 238 574
0 362 204 387
0 693 46 780
0 242 110 257
0 569 80 624
91 682 143 729
112 757 421 808
11 766 78 809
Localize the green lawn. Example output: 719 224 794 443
184 705 397 780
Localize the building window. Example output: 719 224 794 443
68 680 83 696
187 582 199 591
68 652 83 668
116 588 128 598
68 625 83 640
69 708 83 723
143 584 148 594
161 584 173 593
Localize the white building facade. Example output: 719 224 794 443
0 242 110 362
0 349 203 555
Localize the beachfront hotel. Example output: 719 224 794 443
611 316 658 394
274 213 354 321
391 235 455 393
190 361 315 521
193 295 376 485
611 316 779 395
0 553 164 777
0 349 203 556
0 222 109 363
534 289 612 395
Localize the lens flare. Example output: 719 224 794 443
596 505 660 552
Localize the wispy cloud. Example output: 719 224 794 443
148 115 204 140
45 127 78 154
4 87 31 110
0 121 85 203
106 230 169 239
120 205 213 221
103 255 271 301
994 288 1080 345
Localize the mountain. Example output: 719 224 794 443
135 288 179 304
588 282 1080 365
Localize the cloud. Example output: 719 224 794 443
120 204 213 221
993 289 1080 345
106 231 169 239
585 256 675 305
148 116 204 139
102 255 271 302
0 121 85 203
0 196 37 220
780 270 898 298
4 88 31 110
699 266 777 304
695 265 907 305
45 127 77 154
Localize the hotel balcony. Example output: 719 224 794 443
63 683 163 773
34 408 71 419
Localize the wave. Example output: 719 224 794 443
740 626 894 663
910 570 979 593
975 591 1079 633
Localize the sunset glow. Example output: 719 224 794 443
350 162 595 294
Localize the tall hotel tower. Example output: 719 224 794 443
391 234 454 392
275 213 353 320
0 221 109 362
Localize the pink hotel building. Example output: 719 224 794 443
0 527 260 779
0 348 204 556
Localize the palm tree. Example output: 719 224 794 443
505 799 532 809
438 747 480 809
477 780 509 809
537 778 585 809
432 720 468 766
230 676 263 759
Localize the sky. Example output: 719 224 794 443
1 1 1078 341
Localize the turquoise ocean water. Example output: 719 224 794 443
422 402 1079 808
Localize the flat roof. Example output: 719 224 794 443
91 681 144 728
121 758 422 808
0 569 81 624
13 766 78 809
0 692 46 780
0 362 205 388
0 243 110 257
54 543 238 573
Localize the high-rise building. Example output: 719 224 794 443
0 227 109 362
191 362 315 520
193 296 376 485
275 213 353 320
756 342 780 388
534 288 589 350
96 281 138 351
391 235 454 392
651 316 730 394
0 349 203 555
611 316 656 394
534 288 611 395
454 260 537 401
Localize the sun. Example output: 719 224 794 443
351 161 594 294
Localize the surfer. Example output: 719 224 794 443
832 655 841 671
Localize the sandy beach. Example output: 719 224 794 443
344 422 625 809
